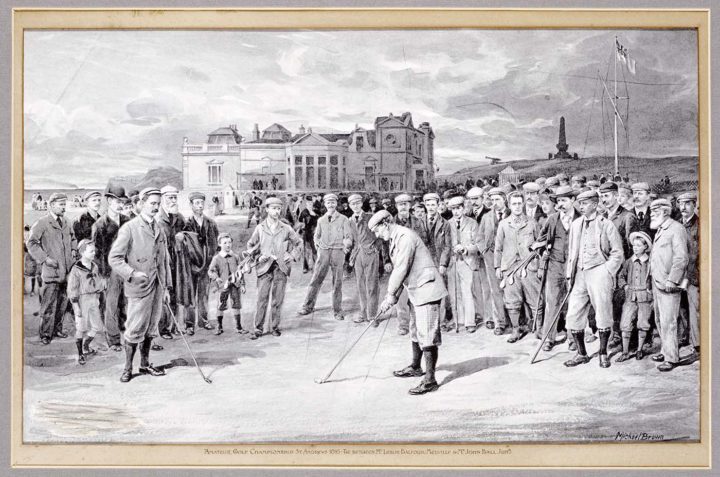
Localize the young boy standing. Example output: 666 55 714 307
616 231 654 362
67 240 106 365
207 233 247 335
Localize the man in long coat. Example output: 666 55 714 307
678 191 699 360
155 185 186 339
72 190 103 243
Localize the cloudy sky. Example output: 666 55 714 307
24 29 698 188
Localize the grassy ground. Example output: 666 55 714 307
22 210 700 443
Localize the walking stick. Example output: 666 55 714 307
315 311 387 384
530 287 572 365
164 296 212 384
454 260 460 334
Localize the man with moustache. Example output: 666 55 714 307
182 192 219 334
466 187 491 327
477 188 510 334
630 182 654 238
523 182 546 223
423 192 453 330
72 190 103 242
156 185 186 340
535 186 578 351
297 195 320 273
347 194 382 325
298 193 353 321
27 193 77 345
494 191 541 343
109 188 172 382
393 193 430 334
648 198 689 372
563 190 624 368
91 185 131 352
599 181 634 346
677 192 699 360
372 210 447 395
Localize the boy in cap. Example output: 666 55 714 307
247 197 303 338
299 194 352 320
616 231 654 362
73 190 103 242
67 239 106 364
27 192 77 344
91 185 130 351
678 191 699 360
208 233 247 335
447 196 481 332
347 194 383 324
182 191 219 333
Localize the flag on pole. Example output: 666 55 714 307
616 39 636 75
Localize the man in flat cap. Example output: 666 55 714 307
347 194 383 325
649 198 689 371
156 185 186 339
466 187 491 328
617 184 633 212
372 210 448 395
446 196 481 332
556 173 570 188
570 175 586 191
298 195 320 274
439 190 454 220
246 197 302 339
27 193 77 345
91 185 130 351
73 190 103 243
535 186 578 351
393 193 430 334
494 191 542 343
381 197 397 217
477 188 510 333
630 182 654 239
563 190 624 368
678 191 699 360
522 182 545 223
182 191 219 334
109 188 172 382
299 194 353 321
423 192 453 328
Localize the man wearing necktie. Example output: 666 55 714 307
109 188 173 382
446 196 480 332
466 187 491 328
423 193 453 329
630 182 654 239
677 191 699 361
27 193 77 345
563 190 624 368
347 194 382 325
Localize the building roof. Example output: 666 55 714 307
263 123 292 134
208 127 237 136
500 165 517 174
320 133 351 143
375 112 414 129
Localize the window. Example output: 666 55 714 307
356 136 364 150
295 155 303 165
306 156 314 165
306 166 315 188
413 156 423 165
330 167 339 188
295 166 303 188
287 157 291 163
318 156 327 166
343 156 346 166
318 167 327 188
208 164 223 185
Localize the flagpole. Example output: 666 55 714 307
614 36 619 176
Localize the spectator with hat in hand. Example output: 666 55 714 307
91 184 130 352
27 192 77 345
72 190 103 243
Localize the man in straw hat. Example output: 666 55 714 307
371 210 447 395
563 190 624 368
648 198 689 372
109 187 172 382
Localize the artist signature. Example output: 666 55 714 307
614 431 665 441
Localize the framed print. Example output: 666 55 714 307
9 5 711 471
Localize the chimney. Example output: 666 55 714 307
253 123 260 142
299 124 306 135
307 126 313 134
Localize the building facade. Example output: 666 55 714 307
181 112 435 194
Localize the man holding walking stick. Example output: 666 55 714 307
109 187 173 383
371 210 448 395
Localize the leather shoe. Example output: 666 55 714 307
542 342 554 352
635 349 644 360
465 326 477 334
120 370 132 383
408 380 440 395
77 355 86 365
139 365 166 376
397 329 409 336
185 327 195 336
83 346 97 355
651 353 665 362
236 328 248 334
40 337 50 345
353 316 367 324
616 352 633 363
53 331 68 339
249 332 260 340
151 343 164 351
599 354 611 368
371 319 380 328
485 321 495 330
393 366 424 378
297 307 313 316
334 313 345 321
657 362 675 372
271 329 281 337
493 326 505 336
160 333 173 340
201 323 214 330
214 328 224 336
564 354 591 367
109 345 122 352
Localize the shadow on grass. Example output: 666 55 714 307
438 356 511 387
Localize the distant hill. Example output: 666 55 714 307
439 156 698 188
107 166 182 194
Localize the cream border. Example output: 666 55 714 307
11 8 711 469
